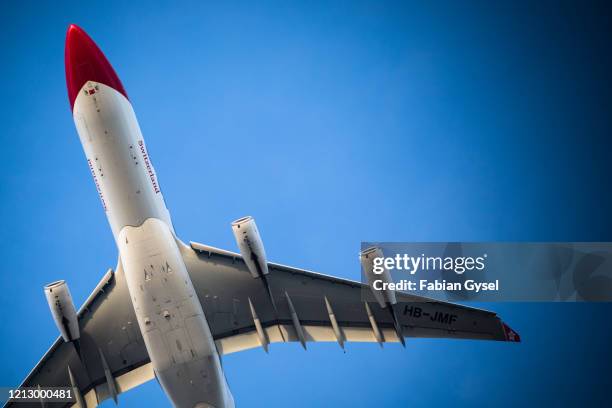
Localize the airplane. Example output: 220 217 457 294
6 24 520 408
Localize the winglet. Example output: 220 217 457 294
502 322 521 342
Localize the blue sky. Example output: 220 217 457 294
1 1 611 406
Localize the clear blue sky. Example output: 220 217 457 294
1 1 611 406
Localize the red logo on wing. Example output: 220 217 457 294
502 322 521 342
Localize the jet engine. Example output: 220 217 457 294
231 216 269 278
360 246 397 308
44 280 80 342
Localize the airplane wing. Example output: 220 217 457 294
4 261 154 408
183 241 520 355
8 241 519 407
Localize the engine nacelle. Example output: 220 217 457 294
360 246 397 308
231 216 269 278
44 280 80 342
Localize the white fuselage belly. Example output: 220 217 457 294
73 82 233 408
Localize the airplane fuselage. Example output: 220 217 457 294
73 81 233 408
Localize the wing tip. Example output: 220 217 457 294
501 321 521 342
